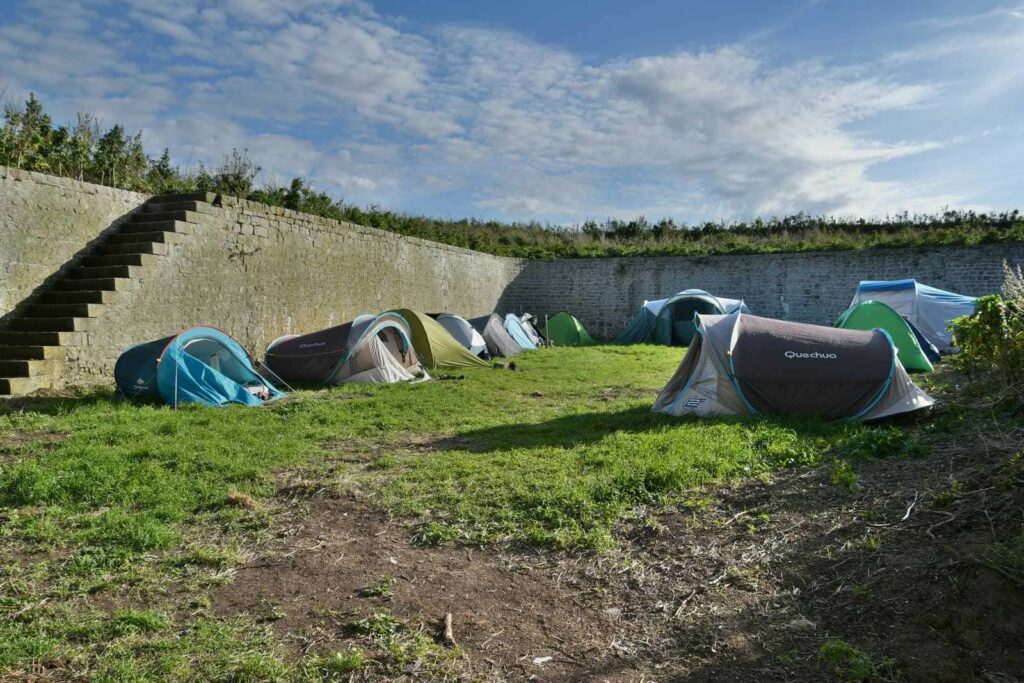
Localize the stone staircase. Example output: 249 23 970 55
0 192 217 396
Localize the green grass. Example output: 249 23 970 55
0 345 931 678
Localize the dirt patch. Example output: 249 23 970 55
0 430 66 464
211 495 625 682
566 441 1024 681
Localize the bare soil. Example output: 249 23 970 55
214 429 1024 682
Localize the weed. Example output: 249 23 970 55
302 648 369 680
840 428 927 460
358 576 395 599
982 533 1024 588
818 639 900 682
933 480 964 507
830 459 860 493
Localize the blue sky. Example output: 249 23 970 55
1 0 1022 223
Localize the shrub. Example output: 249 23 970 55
951 270 1024 388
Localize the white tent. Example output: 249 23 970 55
850 280 977 352
436 314 487 357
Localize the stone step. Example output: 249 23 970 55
52 277 128 292
151 191 216 204
130 210 201 225
0 331 75 347
69 265 142 280
108 229 187 245
121 219 192 235
0 359 58 378
0 376 52 396
142 200 212 214
94 241 168 256
0 345 65 360
7 317 89 332
80 253 158 268
23 302 103 318
37 290 118 305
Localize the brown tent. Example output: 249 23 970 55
653 312 934 421
263 312 427 385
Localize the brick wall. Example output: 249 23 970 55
0 166 148 319
500 246 1024 339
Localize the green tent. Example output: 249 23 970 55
543 312 596 346
396 309 488 369
834 300 933 372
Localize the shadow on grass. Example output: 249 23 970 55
0 388 119 416
452 405 710 453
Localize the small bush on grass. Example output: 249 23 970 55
951 261 1024 403
818 639 900 682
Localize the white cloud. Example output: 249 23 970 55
3 0 1014 220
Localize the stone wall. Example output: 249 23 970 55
0 166 148 318
500 245 1024 339
3 168 1023 386
64 195 524 384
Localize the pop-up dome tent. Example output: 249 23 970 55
652 312 934 421
519 313 545 346
835 300 935 372
263 312 426 385
115 326 284 407
433 314 487 357
543 312 596 346
850 280 977 352
504 314 538 350
616 289 749 346
469 314 522 358
396 309 489 369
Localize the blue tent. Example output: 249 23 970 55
851 279 977 352
615 289 749 346
503 314 538 350
115 327 283 407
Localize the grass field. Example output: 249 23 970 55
0 346 1020 681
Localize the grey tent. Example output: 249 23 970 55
469 314 522 358
263 312 427 385
653 312 934 421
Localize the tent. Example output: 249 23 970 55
469 314 522 358
434 314 487 356
850 280 977 352
263 312 426 385
504 314 538 350
835 300 935 372
616 289 749 346
543 312 596 346
519 314 545 346
397 309 489 369
652 312 934 421
115 326 283 407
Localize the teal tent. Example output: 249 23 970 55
115 326 283 407
616 289 749 346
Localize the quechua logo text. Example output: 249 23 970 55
784 350 838 359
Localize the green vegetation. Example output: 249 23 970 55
3 94 1023 259
818 639 900 682
951 262 1024 393
1 345 934 677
